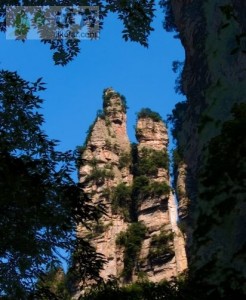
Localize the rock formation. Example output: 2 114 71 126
76 89 187 295
136 115 187 281
166 0 246 294
78 88 132 282
75 1 245 296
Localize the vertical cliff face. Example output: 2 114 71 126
168 0 246 294
136 116 187 281
136 117 176 281
77 90 187 291
78 89 132 282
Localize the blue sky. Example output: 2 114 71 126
0 7 184 177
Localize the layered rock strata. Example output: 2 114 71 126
77 89 187 291
78 88 132 281
136 116 187 281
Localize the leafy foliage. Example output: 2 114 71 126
118 152 132 169
148 230 174 263
116 223 147 281
112 153 170 220
0 1 157 65
70 268 245 300
108 0 155 47
130 142 138 174
167 101 188 192
137 147 169 176
148 181 171 197
132 176 170 201
111 183 132 221
76 145 86 168
172 60 185 94
86 167 114 184
112 175 150 222
170 147 184 186
137 108 163 122
102 88 128 113
0 70 106 297
79 275 211 300
198 114 214 133
159 0 178 34
167 101 188 140
83 117 98 146
35 267 70 300
85 220 109 239
67 238 106 289
88 157 100 167
132 175 150 200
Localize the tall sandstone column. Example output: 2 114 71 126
76 89 187 291
135 115 187 281
78 88 132 281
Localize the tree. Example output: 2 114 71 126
137 108 163 122
0 1 172 295
35 267 70 300
0 70 105 298
0 0 157 65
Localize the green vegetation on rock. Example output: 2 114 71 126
132 176 170 202
118 152 132 169
116 222 147 281
148 230 174 263
148 181 171 197
86 220 113 239
137 147 169 176
86 167 114 184
137 108 163 122
102 88 128 113
111 183 132 221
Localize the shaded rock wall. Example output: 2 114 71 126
169 0 246 293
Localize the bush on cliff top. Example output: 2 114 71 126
102 88 128 113
137 108 163 122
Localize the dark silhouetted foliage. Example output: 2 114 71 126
79 272 244 300
167 101 188 140
159 0 178 34
172 60 184 94
0 70 106 297
0 1 156 65
0 1 181 65
35 267 70 300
